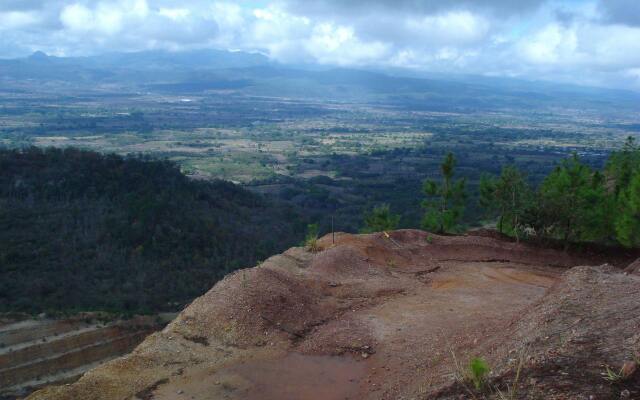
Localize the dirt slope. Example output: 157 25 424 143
27 230 640 400
625 258 640 275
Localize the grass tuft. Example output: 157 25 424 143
304 223 322 253
469 357 490 390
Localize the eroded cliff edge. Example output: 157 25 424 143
29 230 640 400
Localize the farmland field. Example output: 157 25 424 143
1 56 639 232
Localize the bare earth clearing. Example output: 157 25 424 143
29 231 640 400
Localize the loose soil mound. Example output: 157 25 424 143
27 230 640 400
433 264 640 399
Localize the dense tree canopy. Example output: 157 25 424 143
537 155 609 244
615 172 640 247
2 137 639 316
608 137 640 247
0 147 304 314
479 137 640 248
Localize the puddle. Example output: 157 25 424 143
218 353 366 400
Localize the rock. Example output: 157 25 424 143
624 258 640 275
620 389 630 399
621 360 637 379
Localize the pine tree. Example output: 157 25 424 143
615 171 640 247
422 153 466 233
606 136 640 247
538 154 608 245
607 136 640 195
479 166 531 241
361 204 400 233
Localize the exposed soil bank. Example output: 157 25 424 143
1 315 171 399
26 230 640 400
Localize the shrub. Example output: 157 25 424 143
468 357 490 390
304 223 321 252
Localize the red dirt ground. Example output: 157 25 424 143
28 230 640 400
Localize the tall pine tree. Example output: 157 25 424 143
479 166 532 241
361 204 401 233
607 137 640 247
422 153 466 233
538 154 608 245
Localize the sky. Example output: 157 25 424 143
1 0 640 89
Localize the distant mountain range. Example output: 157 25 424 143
2 49 639 112
0 49 270 83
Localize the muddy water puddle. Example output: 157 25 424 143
155 353 366 400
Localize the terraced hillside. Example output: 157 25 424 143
0 315 171 399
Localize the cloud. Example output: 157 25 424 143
280 0 547 18
0 1 49 12
158 7 190 21
49 1 219 54
515 21 640 75
599 0 640 27
0 0 639 90
59 1 150 35
0 10 41 30
402 11 491 45
305 23 390 66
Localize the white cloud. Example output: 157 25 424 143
306 23 389 65
159 8 190 21
211 2 244 29
517 21 640 72
404 11 490 46
519 23 578 64
0 10 40 30
60 4 93 32
59 1 149 35
244 5 312 59
0 0 639 89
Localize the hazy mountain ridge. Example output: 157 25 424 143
2 49 639 111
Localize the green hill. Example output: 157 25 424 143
0 147 303 315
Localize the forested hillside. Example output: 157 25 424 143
0 147 304 314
